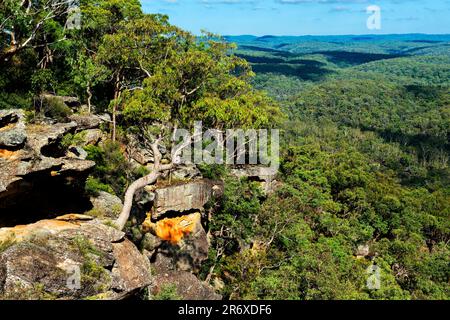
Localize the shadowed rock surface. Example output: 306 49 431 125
0 216 152 300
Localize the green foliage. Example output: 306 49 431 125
31 69 55 94
152 284 182 300
204 36 449 300
85 141 129 196
40 96 72 121
85 176 115 196
72 236 110 294
0 283 58 300
197 164 227 180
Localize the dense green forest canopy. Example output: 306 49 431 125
0 1 449 300
205 34 450 300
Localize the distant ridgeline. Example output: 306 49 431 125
225 34 450 84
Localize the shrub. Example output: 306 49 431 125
85 141 130 196
197 164 227 180
152 284 181 300
85 176 115 196
41 96 72 121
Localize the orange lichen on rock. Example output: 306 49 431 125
0 149 16 158
142 212 200 244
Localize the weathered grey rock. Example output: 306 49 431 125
230 165 278 194
0 120 93 197
67 146 88 160
152 271 221 300
0 217 151 300
152 180 223 220
0 109 27 149
0 109 21 126
89 191 123 219
141 233 162 253
110 239 152 297
172 164 202 180
147 212 209 272
69 114 105 131
26 121 77 153
79 129 103 146
137 186 156 206
0 129 27 148
127 134 155 165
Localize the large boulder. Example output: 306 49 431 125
68 114 109 131
0 215 152 300
143 212 209 272
230 165 278 194
0 109 27 149
0 117 95 224
89 191 123 219
151 271 221 300
152 180 223 220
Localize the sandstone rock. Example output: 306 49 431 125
152 271 221 300
79 129 103 146
0 109 21 126
0 119 94 217
0 109 27 149
230 165 278 194
0 217 151 300
111 239 152 297
89 191 123 219
69 114 105 131
152 180 223 220
144 212 209 272
67 146 88 160
172 164 202 180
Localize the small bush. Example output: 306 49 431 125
198 164 227 180
85 141 129 196
41 96 72 121
85 176 115 196
152 284 181 300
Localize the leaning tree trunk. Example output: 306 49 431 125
114 131 193 230
115 169 161 230
115 139 174 230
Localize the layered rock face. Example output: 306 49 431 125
0 109 96 226
0 105 227 300
141 180 224 300
0 215 151 299
152 180 223 219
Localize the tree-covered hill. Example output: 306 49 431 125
0 1 448 300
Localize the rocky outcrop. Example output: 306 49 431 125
141 203 220 300
0 110 95 226
230 165 278 193
89 191 123 220
0 215 152 300
68 114 110 131
152 180 223 220
143 212 209 272
151 271 221 300
0 110 27 149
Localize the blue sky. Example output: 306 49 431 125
140 0 450 36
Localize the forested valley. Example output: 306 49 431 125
0 1 448 300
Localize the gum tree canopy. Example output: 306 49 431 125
94 13 281 229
